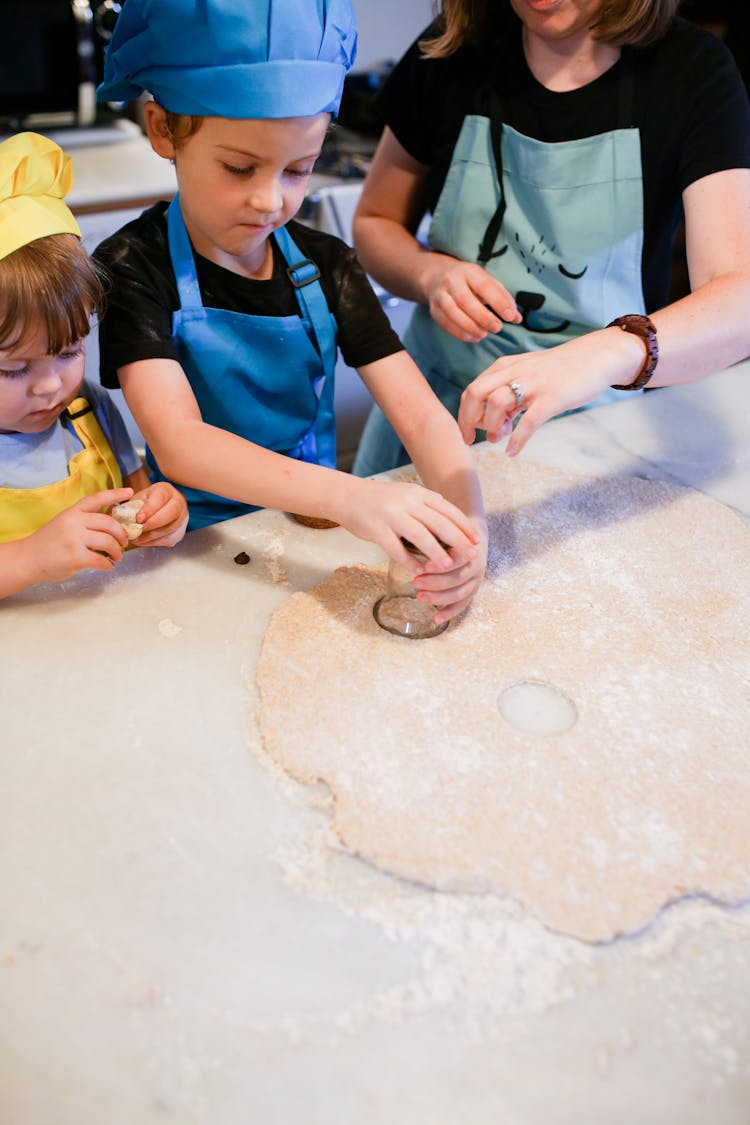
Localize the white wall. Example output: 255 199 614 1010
350 0 434 70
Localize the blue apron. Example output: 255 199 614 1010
147 196 338 529
353 56 646 477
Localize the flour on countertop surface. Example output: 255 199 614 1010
157 617 183 638
259 763 750 1055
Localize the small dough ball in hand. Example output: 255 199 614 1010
108 498 145 542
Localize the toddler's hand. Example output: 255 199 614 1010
129 481 188 547
24 487 134 583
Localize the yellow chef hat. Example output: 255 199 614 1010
0 132 81 262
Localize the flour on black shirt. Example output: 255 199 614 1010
94 205 403 389
380 15 750 312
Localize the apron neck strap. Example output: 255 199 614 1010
167 196 205 309
476 49 635 266
273 226 337 380
477 86 507 266
165 200 336 390
616 49 634 130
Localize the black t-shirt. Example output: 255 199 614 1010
380 15 750 312
94 204 403 388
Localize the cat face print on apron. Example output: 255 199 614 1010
405 58 646 403
151 197 338 530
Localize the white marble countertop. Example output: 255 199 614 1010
2 362 749 1124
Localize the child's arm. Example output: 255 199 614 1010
0 487 133 599
358 350 489 625
118 358 481 576
122 466 189 548
87 382 188 548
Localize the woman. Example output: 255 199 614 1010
351 0 750 470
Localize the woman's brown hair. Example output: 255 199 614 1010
0 233 106 354
421 0 682 57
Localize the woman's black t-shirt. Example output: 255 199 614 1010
379 14 750 311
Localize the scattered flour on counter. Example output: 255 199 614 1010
269 805 592 1039
158 618 183 638
266 792 750 1049
251 524 291 585
262 540 288 585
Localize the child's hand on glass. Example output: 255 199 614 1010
339 477 482 576
413 517 488 625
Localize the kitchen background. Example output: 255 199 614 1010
0 0 433 468
351 0 432 69
0 0 746 466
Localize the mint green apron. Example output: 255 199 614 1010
353 59 646 476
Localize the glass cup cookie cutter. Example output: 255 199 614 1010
373 537 450 639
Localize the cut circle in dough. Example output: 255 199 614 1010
257 455 750 942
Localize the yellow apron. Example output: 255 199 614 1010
0 396 122 543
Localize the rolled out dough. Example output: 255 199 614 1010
256 455 750 942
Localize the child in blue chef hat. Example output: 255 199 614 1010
94 0 488 626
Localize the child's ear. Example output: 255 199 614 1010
142 102 176 161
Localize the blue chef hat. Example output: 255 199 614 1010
97 0 357 118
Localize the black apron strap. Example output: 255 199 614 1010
477 85 508 265
616 49 635 129
476 50 634 266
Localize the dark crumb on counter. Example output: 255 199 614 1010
233 551 251 565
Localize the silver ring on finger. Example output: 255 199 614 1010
507 380 525 410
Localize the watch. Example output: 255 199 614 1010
608 314 659 390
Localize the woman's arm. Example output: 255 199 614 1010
459 167 750 456
662 168 750 381
353 127 520 340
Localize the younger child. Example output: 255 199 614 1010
0 132 188 600
94 0 488 627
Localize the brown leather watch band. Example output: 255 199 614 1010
608 314 659 390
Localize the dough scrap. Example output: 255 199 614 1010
257 455 750 942
109 498 144 541
289 512 340 530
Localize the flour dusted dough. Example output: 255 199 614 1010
257 454 750 942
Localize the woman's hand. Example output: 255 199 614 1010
336 477 482 575
423 256 521 342
129 480 189 547
458 326 644 456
